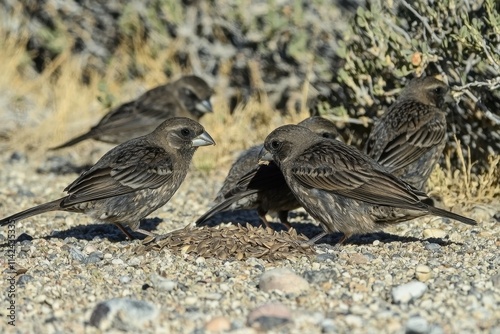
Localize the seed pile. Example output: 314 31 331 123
142 224 315 260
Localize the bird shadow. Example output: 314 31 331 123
0 218 163 246
195 209 263 228
195 210 462 247
43 217 163 242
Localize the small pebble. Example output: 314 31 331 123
247 302 292 330
17 274 34 285
89 298 158 330
205 316 231 332
315 253 336 262
392 281 427 304
111 258 124 265
9 151 28 164
491 273 500 288
150 274 177 292
259 268 309 294
372 240 380 246
185 296 198 305
303 270 338 284
320 318 336 333
423 228 447 239
68 247 87 263
84 244 97 253
204 293 222 301
84 251 104 264
120 276 131 284
405 316 429 334
347 252 368 264
344 315 363 327
424 243 441 252
415 265 432 282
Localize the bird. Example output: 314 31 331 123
260 124 476 245
195 116 340 229
51 75 213 149
364 76 450 190
1 117 215 239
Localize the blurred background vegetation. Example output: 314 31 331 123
0 0 498 181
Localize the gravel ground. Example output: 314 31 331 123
0 148 498 334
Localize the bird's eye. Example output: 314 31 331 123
270 140 281 150
183 88 196 99
322 132 332 139
181 128 191 137
433 87 445 95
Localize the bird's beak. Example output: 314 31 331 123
258 147 273 165
192 131 216 147
444 90 454 104
195 99 213 114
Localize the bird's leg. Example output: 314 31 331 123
135 228 162 245
332 233 349 251
336 234 349 245
278 211 292 230
257 209 273 229
113 223 135 240
113 223 158 242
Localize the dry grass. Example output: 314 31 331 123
427 136 500 209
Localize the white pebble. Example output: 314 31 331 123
415 265 432 282
392 281 427 304
406 316 429 334
423 228 447 239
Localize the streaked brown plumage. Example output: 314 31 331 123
261 125 476 244
1 118 215 239
195 117 340 229
51 75 213 149
364 76 449 190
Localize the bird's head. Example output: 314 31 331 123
260 125 314 166
400 76 450 108
175 76 214 119
154 117 215 150
298 116 341 141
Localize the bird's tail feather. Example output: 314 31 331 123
195 190 258 226
428 206 477 226
49 131 95 150
0 199 63 226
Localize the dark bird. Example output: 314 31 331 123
1 118 215 239
260 125 476 245
364 76 449 190
51 75 213 149
195 117 340 229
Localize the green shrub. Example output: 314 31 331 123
325 0 499 172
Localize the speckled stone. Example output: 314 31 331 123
259 267 310 294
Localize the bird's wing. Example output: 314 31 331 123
291 141 426 210
94 100 176 134
61 144 174 206
365 101 446 172
235 162 286 192
135 84 180 116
